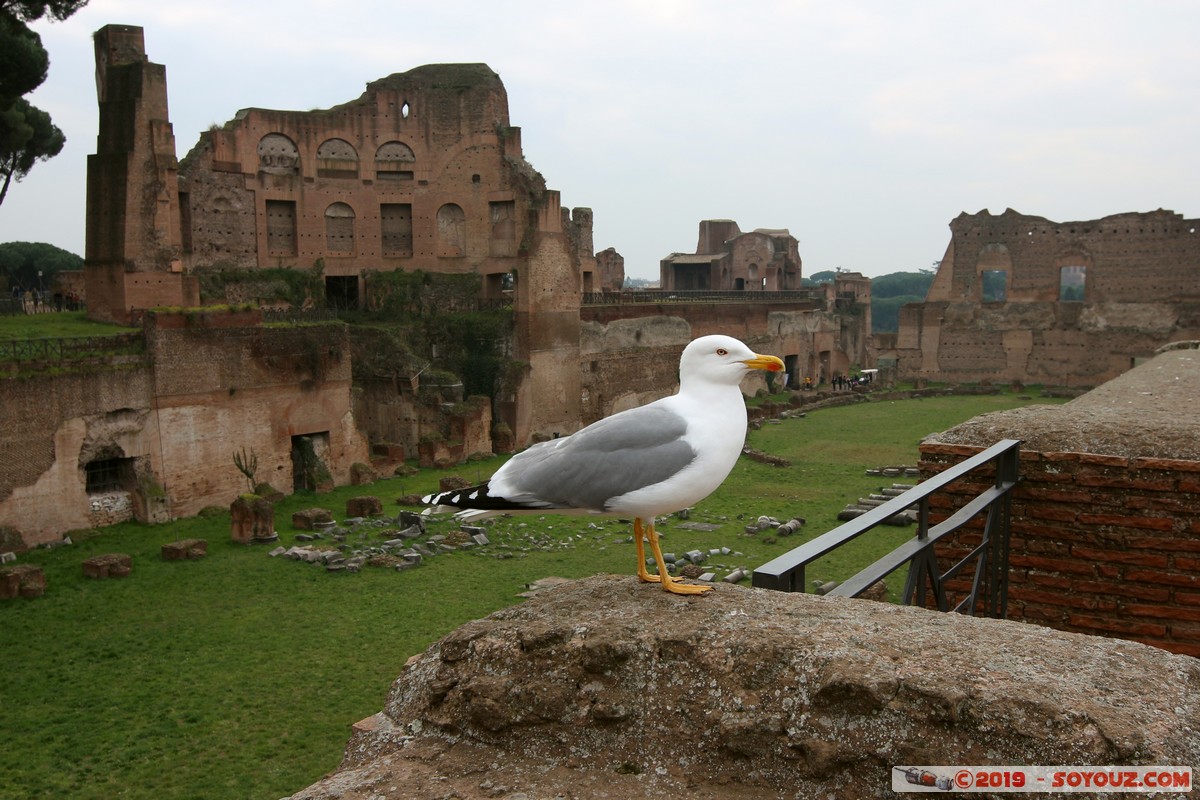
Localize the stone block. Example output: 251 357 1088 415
231 495 277 544
372 443 406 461
292 508 334 530
161 539 208 561
346 496 383 517
350 462 379 486
0 563 45 598
83 553 132 579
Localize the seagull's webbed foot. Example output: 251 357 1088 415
659 573 714 595
642 517 713 596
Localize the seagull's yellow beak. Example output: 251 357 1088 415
743 353 785 372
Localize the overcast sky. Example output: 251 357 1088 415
2 0 1197 280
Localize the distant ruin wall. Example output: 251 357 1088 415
918 344 1200 657
890 209 1200 387
578 300 868 421
0 313 370 548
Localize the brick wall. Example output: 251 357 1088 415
919 444 1200 657
886 208 1200 387
913 344 1200 657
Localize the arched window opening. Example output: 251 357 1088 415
981 269 1007 303
437 203 466 256
316 138 359 179
257 133 300 175
325 203 356 253
1059 265 1086 302
375 141 415 181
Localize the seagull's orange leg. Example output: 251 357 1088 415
634 517 660 583
645 519 712 595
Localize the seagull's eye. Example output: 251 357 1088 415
716 348 728 356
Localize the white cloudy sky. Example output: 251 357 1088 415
2 0 1198 280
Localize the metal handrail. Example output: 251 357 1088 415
753 438 1021 618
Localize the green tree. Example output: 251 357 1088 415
0 0 88 208
869 270 936 334
0 97 64 206
803 269 837 286
871 270 935 299
0 240 82 293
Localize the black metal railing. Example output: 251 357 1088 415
582 289 822 306
753 438 1021 618
0 333 145 363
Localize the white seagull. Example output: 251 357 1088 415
422 334 785 594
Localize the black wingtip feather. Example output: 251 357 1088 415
422 482 558 513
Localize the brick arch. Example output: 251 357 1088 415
325 202 356 253
437 203 466 257
257 133 299 175
1054 248 1093 303
317 138 359 179
375 141 415 182
976 243 1012 303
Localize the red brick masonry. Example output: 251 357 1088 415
921 443 1200 658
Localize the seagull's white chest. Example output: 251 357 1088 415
606 387 748 517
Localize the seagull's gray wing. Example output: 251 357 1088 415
495 404 696 511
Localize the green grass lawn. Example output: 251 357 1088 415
0 311 131 340
0 390 1064 799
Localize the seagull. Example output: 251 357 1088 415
422 334 784 595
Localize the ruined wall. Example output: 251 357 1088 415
661 220 802 291
0 369 156 545
145 310 369 517
85 25 193 324
918 343 1200 657
890 209 1200 387
511 193 582 442
577 298 862 422
0 311 370 547
177 62 560 294
592 247 625 293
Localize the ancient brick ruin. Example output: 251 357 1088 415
880 208 1200 387
85 25 198 322
920 342 1200 658
660 219 803 291
0 24 870 548
0 307 368 546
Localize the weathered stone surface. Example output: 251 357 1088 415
349 462 379 486
285 575 1200 800
345 496 383 518
292 508 334 530
161 539 207 561
0 563 45 598
83 553 132 579
230 495 277 544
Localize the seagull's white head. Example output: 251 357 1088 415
678 334 784 387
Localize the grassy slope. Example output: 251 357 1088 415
0 391 1064 799
0 311 130 340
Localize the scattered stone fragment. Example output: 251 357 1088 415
346 496 383 517
292 508 334 530
161 538 208 561
83 553 132 579
0 563 45 598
